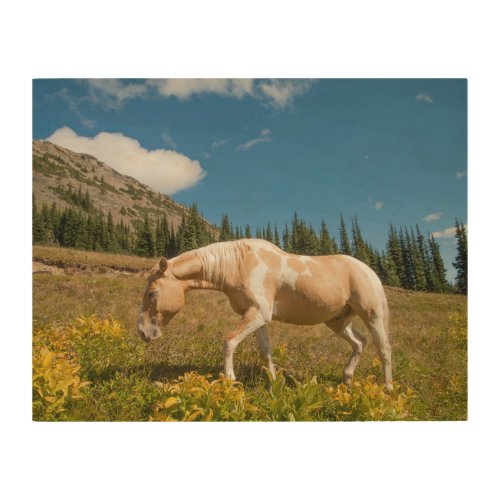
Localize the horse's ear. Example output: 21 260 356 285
159 256 168 273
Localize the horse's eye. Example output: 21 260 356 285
149 291 159 300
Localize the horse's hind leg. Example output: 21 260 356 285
326 313 366 385
366 315 393 390
255 326 276 379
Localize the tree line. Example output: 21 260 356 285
217 211 466 294
32 191 215 258
32 192 467 294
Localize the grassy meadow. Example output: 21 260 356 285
33 245 467 421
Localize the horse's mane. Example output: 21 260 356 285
194 239 251 288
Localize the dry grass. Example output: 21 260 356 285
32 245 467 420
33 245 158 273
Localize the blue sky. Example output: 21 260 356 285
33 78 467 279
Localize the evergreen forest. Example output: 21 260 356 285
32 190 467 294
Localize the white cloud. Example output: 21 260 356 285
456 171 466 179
432 224 467 239
374 201 383 210
236 129 272 151
257 79 314 108
46 127 206 195
422 211 443 222
87 79 149 109
160 128 177 149
211 138 230 149
75 79 315 112
432 227 456 238
416 93 433 103
50 88 95 129
149 78 254 101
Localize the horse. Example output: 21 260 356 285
137 238 393 389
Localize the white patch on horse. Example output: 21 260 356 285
248 254 273 321
297 256 315 263
280 256 299 289
272 301 279 317
300 267 313 277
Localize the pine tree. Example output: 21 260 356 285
32 195 45 244
410 227 426 291
136 213 155 257
387 224 404 286
245 224 252 239
265 222 273 243
106 211 117 252
399 228 415 290
193 205 210 248
273 225 281 247
290 212 300 253
282 224 292 253
366 243 378 270
156 216 166 257
176 213 187 253
85 213 96 250
220 213 233 241
75 211 88 249
382 252 401 287
319 220 333 255
290 213 316 255
339 214 352 255
452 220 467 294
331 234 339 254
304 223 320 255
428 234 448 293
169 223 177 257
182 204 203 251
351 216 369 264
99 212 111 251
415 225 433 292
49 202 59 241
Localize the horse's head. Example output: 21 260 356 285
137 256 186 342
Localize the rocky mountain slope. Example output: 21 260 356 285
32 140 213 232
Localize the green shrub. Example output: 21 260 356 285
322 376 414 421
32 347 91 421
151 372 251 421
33 317 415 422
33 316 146 420
68 316 146 378
250 369 323 421
151 369 414 422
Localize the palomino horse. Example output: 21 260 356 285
137 239 393 389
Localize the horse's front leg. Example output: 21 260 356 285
224 307 266 380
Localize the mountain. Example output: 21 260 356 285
32 140 215 234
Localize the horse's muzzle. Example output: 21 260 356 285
138 329 151 343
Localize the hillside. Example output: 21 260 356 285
32 140 214 233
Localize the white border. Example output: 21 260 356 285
3 1 497 499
